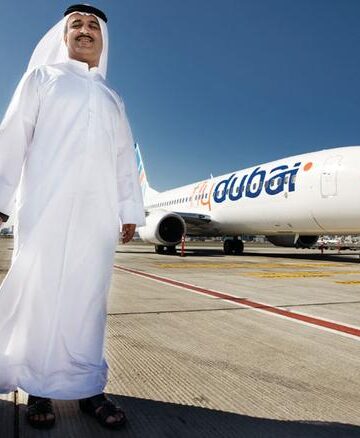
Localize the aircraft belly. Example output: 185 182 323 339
311 200 360 233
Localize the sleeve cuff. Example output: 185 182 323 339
119 200 146 226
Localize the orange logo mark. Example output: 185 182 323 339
303 162 313 171
200 182 214 211
191 181 214 211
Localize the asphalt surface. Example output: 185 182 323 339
0 238 359 437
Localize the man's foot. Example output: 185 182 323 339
79 393 126 429
26 395 56 429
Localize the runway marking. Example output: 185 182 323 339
156 262 341 269
246 271 330 278
245 271 360 279
336 280 360 285
114 265 360 341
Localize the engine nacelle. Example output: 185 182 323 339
138 210 186 245
266 234 319 248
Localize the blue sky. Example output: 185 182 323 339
1 1 360 191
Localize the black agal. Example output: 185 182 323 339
64 4 108 23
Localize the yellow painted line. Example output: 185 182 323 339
157 263 240 269
245 271 360 279
315 271 360 275
156 262 341 269
245 272 331 278
335 280 360 285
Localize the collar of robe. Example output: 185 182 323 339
66 58 102 79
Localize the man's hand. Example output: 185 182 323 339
122 224 136 244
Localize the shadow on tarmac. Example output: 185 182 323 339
117 248 226 258
0 399 15 437
9 394 360 438
118 246 360 263
58 394 360 438
7 393 360 437
110 395 360 438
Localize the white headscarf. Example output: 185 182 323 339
27 12 108 79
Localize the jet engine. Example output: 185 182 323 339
138 210 186 245
266 234 319 248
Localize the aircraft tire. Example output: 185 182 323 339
234 240 244 255
165 246 177 255
223 240 233 255
155 245 165 254
224 239 244 255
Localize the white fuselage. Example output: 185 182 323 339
144 146 360 236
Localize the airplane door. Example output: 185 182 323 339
320 155 342 197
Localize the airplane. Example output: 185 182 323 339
135 144 360 255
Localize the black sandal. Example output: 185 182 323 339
26 395 56 429
79 393 126 429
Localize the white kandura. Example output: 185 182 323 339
0 13 145 399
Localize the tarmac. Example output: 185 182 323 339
0 238 359 437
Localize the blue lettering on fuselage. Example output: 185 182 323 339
213 162 301 204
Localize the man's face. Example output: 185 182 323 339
64 13 103 68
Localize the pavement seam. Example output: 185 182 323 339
107 299 360 317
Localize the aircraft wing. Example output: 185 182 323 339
174 212 219 236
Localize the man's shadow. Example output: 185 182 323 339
16 395 360 438
0 398 15 437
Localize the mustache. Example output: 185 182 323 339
76 35 94 42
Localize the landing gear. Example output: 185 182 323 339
223 238 244 255
155 245 177 255
166 246 177 255
155 245 164 254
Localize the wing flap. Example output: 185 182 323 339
174 212 219 236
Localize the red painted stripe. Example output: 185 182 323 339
114 265 360 338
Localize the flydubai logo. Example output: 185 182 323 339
213 161 313 204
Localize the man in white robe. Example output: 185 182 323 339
0 4 145 430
